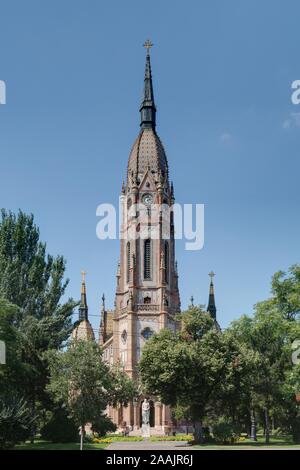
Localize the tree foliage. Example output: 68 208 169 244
47 340 137 448
0 394 35 449
0 210 77 409
140 307 256 442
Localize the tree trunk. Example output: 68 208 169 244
80 425 84 451
30 389 36 444
271 416 275 435
194 421 204 444
264 408 270 444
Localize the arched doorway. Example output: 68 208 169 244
139 399 155 427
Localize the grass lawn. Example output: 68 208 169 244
15 440 108 450
192 435 300 450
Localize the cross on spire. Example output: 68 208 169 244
209 271 215 282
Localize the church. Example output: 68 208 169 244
72 42 217 434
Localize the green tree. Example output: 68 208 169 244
0 210 77 430
217 328 259 430
228 296 300 443
47 340 136 450
271 264 300 320
140 306 260 443
140 307 227 443
0 299 28 396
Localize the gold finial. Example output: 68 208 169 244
143 39 153 54
209 271 215 282
81 271 87 283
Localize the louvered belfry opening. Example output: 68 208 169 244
127 242 130 283
144 239 151 279
165 241 169 284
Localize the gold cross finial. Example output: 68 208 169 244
143 40 153 54
81 271 87 283
209 271 215 281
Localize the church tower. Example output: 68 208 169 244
72 272 95 342
104 43 181 432
207 271 217 320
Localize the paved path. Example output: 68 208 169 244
107 440 191 451
106 441 300 451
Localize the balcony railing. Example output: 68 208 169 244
136 304 159 312
120 304 160 315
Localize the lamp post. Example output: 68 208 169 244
250 410 257 441
0 340 5 365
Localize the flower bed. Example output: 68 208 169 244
149 434 193 442
93 436 144 443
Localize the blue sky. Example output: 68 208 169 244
0 0 299 333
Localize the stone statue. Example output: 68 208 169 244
142 398 150 425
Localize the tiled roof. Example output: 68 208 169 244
127 127 168 182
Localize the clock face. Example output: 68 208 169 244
142 193 153 206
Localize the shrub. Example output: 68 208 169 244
91 415 116 436
212 418 240 444
0 394 35 450
93 436 143 443
272 427 284 437
40 407 78 443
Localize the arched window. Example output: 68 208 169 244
144 296 151 304
164 242 169 283
126 242 130 283
144 239 151 279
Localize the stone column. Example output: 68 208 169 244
155 401 162 428
162 404 172 434
133 400 139 430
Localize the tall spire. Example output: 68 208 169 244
140 40 156 130
79 271 88 321
207 271 217 320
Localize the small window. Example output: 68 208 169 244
144 296 151 304
141 327 153 340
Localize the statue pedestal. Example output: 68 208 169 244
141 424 150 438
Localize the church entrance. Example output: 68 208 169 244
139 399 155 427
